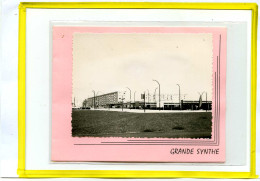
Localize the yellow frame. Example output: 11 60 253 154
18 2 258 178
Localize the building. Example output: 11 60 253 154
162 100 212 110
181 100 212 110
86 91 212 111
87 91 119 108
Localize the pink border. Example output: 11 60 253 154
52 27 226 162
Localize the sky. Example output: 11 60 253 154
72 33 213 106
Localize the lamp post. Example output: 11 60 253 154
154 87 158 102
146 89 150 103
153 80 161 110
198 91 205 110
206 92 208 112
134 91 136 109
92 90 96 109
119 92 126 111
176 84 181 110
126 87 131 109
96 91 102 108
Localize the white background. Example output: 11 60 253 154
0 0 260 180
26 10 250 171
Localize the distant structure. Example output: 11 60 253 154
85 91 212 111
163 100 212 110
87 92 119 108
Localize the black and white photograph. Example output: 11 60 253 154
72 33 213 138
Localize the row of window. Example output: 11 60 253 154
87 92 118 106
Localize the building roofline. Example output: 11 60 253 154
87 91 118 99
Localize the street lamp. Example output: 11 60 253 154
134 91 136 109
153 79 161 110
96 91 102 108
205 92 208 112
154 87 158 102
146 89 150 103
119 91 126 111
92 90 96 109
198 91 205 110
126 87 131 109
176 84 181 110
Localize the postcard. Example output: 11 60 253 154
51 26 226 162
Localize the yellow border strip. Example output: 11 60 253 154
18 2 258 178
17 3 26 177
18 2 258 9
250 2 258 178
18 170 258 178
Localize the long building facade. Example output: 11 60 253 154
85 91 212 110
87 91 119 108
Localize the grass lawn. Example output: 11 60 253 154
71 110 212 138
